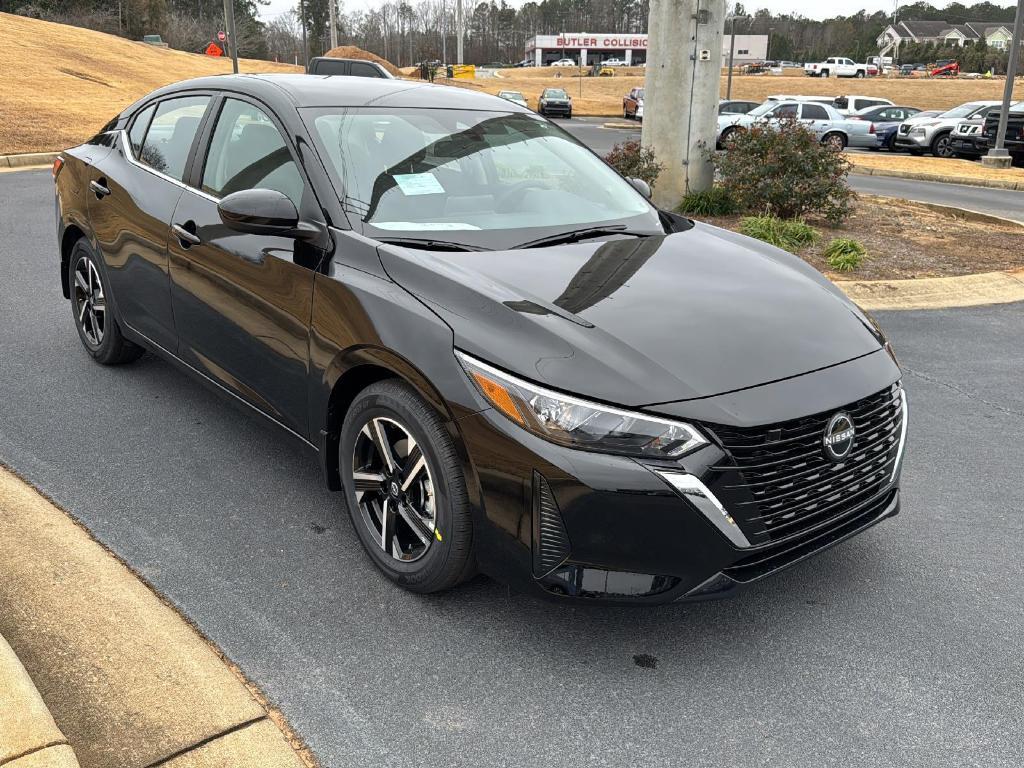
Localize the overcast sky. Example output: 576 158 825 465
257 0 1017 23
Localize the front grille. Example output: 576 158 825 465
710 383 903 543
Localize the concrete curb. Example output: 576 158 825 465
0 635 81 768
0 152 59 169
851 166 1024 191
0 465 315 768
836 268 1024 311
859 193 1024 228
602 121 637 129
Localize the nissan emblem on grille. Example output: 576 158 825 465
823 413 856 462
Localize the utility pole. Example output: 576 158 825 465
725 12 740 99
442 0 447 64
300 0 309 71
456 0 464 64
982 0 1022 168
222 0 239 73
642 0 727 206
329 0 338 50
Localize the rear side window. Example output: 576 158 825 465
315 59 348 75
140 96 210 181
201 98 304 205
350 62 383 78
801 104 829 120
128 104 156 158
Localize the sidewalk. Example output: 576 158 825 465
0 465 315 768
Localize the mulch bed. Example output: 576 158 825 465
695 195 1024 281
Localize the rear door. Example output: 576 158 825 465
86 94 211 351
167 95 324 436
798 102 832 138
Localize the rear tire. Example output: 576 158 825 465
339 380 474 594
68 239 144 366
856 71 865 78
823 132 846 151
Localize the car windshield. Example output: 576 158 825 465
746 102 777 117
303 107 659 247
940 104 984 119
501 92 523 99
637 89 645 99
546 90 568 99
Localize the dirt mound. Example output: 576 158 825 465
322 46 402 77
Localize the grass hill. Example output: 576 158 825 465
0 12 300 154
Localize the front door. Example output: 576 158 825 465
168 96 320 437
87 95 211 350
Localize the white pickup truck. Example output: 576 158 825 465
804 57 870 78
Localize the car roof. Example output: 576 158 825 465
120 73 530 118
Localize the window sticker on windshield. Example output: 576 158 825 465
393 173 444 196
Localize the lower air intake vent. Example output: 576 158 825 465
533 472 571 577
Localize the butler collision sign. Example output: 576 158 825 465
525 32 766 67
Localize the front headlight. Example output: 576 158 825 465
456 351 708 458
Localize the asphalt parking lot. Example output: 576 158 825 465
2 167 1024 768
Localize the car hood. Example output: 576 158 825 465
378 222 884 407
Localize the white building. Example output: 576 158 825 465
876 20 1014 58
525 33 767 67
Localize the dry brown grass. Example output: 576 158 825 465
849 153 1024 185
447 69 1023 116
0 12 300 154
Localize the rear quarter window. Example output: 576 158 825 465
128 104 156 158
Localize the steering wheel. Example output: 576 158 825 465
495 181 549 211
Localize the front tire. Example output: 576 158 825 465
931 132 954 158
340 380 474 594
68 239 143 365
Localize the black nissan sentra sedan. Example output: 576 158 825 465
53 75 907 603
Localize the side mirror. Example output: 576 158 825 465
628 177 652 199
217 189 314 239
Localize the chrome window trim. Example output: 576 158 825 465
119 130 222 204
654 470 751 549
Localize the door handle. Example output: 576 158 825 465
89 179 110 198
172 222 201 247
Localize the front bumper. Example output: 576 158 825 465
894 133 930 149
950 135 984 157
458 354 906 605
541 102 571 115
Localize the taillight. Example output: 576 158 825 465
869 123 876 134
52 156 64 180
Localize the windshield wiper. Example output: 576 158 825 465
513 225 654 250
377 237 487 252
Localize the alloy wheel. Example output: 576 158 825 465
351 416 437 562
73 254 105 346
825 134 845 150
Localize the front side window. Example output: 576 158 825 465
202 98 304 205
304 108 657 246
350 62 383 77
772 104 799 119
139 96 210 181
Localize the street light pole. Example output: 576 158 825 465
982 0 1023 168
300 0 309 72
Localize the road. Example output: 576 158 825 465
564 117 1024 222
2 168 1024 768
